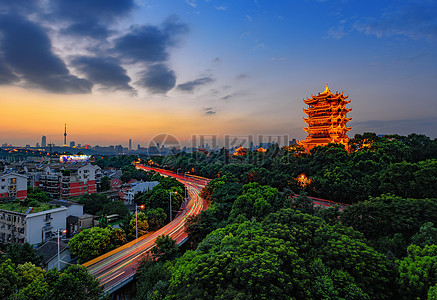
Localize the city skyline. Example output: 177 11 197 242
1 0 437 147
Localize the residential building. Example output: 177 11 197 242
0 205 67 245
39 163 101 199
124 181 159 204
0 172 27 200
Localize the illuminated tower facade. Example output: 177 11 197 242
298 84 352 152
64 124 67 146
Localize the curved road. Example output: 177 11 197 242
84 167 208 294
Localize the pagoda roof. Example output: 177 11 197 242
303 84 349 105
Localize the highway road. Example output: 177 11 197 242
83 167 209 294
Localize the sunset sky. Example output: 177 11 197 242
1 0 437 147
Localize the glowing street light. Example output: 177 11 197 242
136 204 145 241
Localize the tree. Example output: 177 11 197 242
151 235 179 262
0 259 18 299
16 262 45 289
228 182 279 222
99 200 130 218
4 242 43 267
128 212 149 241
77 194 110 215
99 176 111 192
145 208 167 231
134 258 171 300
25 187 50 203
69 227 117 263
12 276 49 300
49 265 106 300
412 222 437 247
397 244 437 299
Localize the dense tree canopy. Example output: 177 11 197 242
68 226 126 263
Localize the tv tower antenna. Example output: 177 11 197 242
64 123 67 146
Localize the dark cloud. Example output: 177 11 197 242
354 2 437 39
0 3 188 95
177 77 215 92
61 21 111 39
114 16 189 63
0 59 19 85
52 0 135 38
138 64 176 94
220 90 249 101
220 95 232 100
72 56 135 92
27 74 92 94
0 15 92 93
205 109 216 115
236 73 249 79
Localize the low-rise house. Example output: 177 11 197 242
36 240 71 271
124 181 159 204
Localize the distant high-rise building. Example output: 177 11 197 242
42 136 47 147
36 142 40 148
64 124 67 146
129 139 132 150
70 141 75 147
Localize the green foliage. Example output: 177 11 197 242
0 259 18 299
228 182 279 222
397 244 437 299
169 210 390 299
151 235 179 262
11 275 49 300
16 262 45 289
99 200 130 218
342 194 437 256
99 176 111 192
412 222 437 247
128 212 149 241
48 265 106 300
134 259 171 300
3 242 43 267
94 155 138 169
25 187 50 203
145 208 167 231
77 193 110 215
68 226 126 263
187 178 242 248
135 177 184 223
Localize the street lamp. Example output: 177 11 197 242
57 228 67 270
169 191 178 222
136 204 145 241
